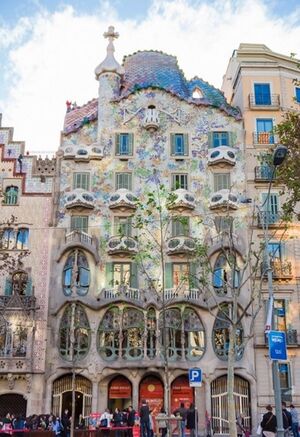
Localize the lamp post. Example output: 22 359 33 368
263 145 288 437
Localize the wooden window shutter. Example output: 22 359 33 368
165 263 173 289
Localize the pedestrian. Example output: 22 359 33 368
156 408 168 437
127 406 136 437
186 403 197 437
236 413 246 437
113 407 123 437
173 402 187 437
0 413 13 435
61 410 70 437
282 401 292 437
140 399 150 437
100 409 111 437
52 417 64 437
261 405 277 437
290 405 299 437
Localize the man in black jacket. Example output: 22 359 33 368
140 400 150 437
282 402 292 437
127 406 136 437
261 405 277 437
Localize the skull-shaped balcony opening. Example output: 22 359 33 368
167 236 196 256
65 189 95 210
107 236 138 256
143 105 159 132
208 146 236 167
210 189 239 210
167 189 195 212
109 189 137 212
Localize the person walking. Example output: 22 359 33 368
173 402 187 437
113 407 123 437
100 409 112 437
140 400 150 437
186 404 197 437
236 413 245 437
282 402 292 437
61 410 70 437
261 405 277 437
156 408 168 437
127 406 136 437
290 405 299 437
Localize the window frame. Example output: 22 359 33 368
70 216 89 233
4 186 19 205
214 173 231 191
112 262 131 287
171 217 189 237
254 83 271 105
212 131 229 148
170 133 189 157
115 133 134 157
73 172 90 190
295 87 300 103
115 172 133 190
171 173 188 190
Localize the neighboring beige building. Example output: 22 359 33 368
0 116 55 416
222 43 300 417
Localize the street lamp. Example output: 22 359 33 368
263 145 288 437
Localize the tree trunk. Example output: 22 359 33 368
227 324 237 437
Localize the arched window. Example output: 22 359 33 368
63 250 90 296
59 304 90 361
0 316 27 358
212 305 243 361
159 308 182 361
5 186 18 205
147 308 157 359
1 228 16 250
183 308 205 360
213 252 240 295
16 228 29 250
97 307 120 361
122 308 144 360
12 271 28 295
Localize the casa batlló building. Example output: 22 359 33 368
45 27 253 434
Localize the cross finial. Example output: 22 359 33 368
103 26 119 42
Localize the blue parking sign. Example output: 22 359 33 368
189 368 202 387
268 331 287 360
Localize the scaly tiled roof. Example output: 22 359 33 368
63 51 241 134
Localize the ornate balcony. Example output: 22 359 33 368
0 295 36 311
166 236 196 255
107 236 138 256
163 287 201 302
249 94 280 109
286 329 298 345
209 190 239 210
57 230 99 262
207 146 236 167
261 259 292 279
64 145 103 160
100 285 142 302
167 189 195 211
143 108 159 131
109 189 137 212
254 166 275 181
253 132 278 145
65 189 95 210
0 358 31 373
206 232 246 255
257 211 284 227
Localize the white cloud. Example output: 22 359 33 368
1 0 300 152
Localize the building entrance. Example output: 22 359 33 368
139 375 164 416
171 375 194 412
0 394 27 417
108 376 132 412
52 374 92 420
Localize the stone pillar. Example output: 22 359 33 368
132 377 139 411
92 380 98 412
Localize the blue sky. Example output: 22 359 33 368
0 0 300 152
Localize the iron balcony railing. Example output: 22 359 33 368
0 295 36 310
66 230 93 246
253 132 278 145
254 166 275 181
265 329 297 346
101 286 142 302
261 259 292 278
257 211 284 227
249 93 280 108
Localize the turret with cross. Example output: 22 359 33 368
95 25 124 79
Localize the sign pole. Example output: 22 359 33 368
188 369 202 437
195 387 198 437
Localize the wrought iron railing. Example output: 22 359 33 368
257 211 284 226
101 286 142 301
254 166 275 181
249 93 280 108
253 132 278 145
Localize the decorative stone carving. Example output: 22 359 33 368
107 236 138 256
167 236 196 255
7 373 15 390
167 189 195 211
208 146 236 166
65 189 95 209
210 189 239 210
109 189 137 211
25 373 32 393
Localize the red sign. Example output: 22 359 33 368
109 376 132 399
139 376 164 421
171 376 194 412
